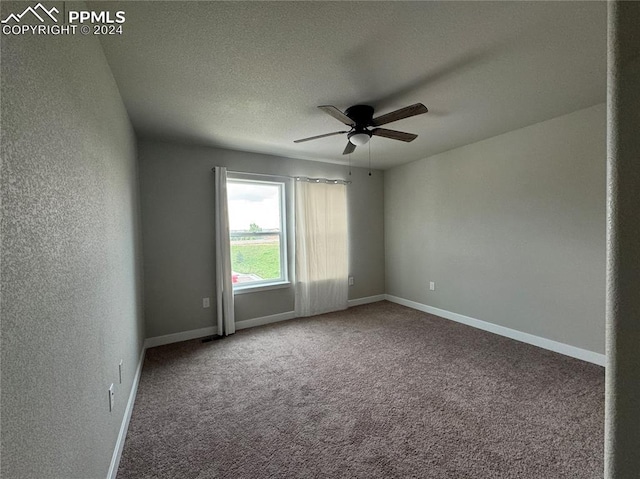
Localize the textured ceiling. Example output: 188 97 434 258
98 1 607 169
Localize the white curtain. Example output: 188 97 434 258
214 167 235 336
295 180 349 317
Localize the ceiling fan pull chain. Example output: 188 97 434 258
368 142 372 176
349 153 352 176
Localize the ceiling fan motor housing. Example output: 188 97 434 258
345 105 374 145
344 105 375 127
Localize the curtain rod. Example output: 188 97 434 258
211 167 352 184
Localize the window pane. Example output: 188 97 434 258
230 235 281 284
227 181 283 286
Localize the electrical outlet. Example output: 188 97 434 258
429 281 435 291
203 297 210 308
108 384 115 412
118 360 123 384
348 276 354 286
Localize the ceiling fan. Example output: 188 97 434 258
294 103 428 154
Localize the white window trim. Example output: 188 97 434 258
233 280 291 295
227 174 291 292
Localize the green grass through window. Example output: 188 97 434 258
231 242 281 280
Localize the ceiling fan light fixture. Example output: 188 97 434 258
349 132 371 146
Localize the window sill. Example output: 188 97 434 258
233 281 291 295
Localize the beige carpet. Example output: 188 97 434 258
117 301 604 478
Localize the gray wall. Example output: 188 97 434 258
1 12 144 479
385 104 606 354
138 140 385 338
604 1 640 475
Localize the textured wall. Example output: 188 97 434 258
1 9 144 479
385 104 606 354
138 140 385 338
604 1 640 476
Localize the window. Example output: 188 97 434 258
227 178 288 291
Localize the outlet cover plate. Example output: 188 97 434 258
108 384 115 412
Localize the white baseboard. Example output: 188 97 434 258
348 294 386 307
107 345 146 479
236 311 296 330
385 294 606 367
143 311 297 350
144 326 217 349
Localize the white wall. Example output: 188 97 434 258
1 12 144 479
385 104 606 354
138 140 385 338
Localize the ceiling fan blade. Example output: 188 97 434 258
343 141 356 155
371 128 418 142
294 131 348 143
318 106 355 126
371 103 428 126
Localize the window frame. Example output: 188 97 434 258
226 175 290 294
